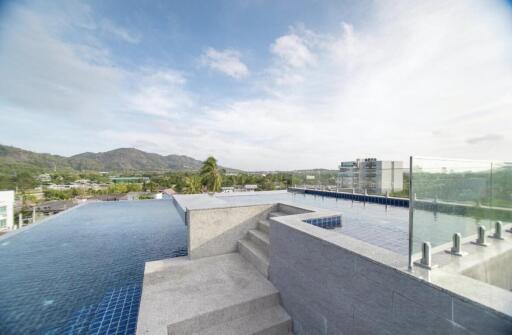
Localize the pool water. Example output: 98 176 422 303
0 200 187 335
219 192 410 255
218 192 501 256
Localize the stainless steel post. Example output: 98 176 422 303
491 221 504 240
474 225 488 246
408 156 414 270
421 242 432 268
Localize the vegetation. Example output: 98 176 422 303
184 175 202 194
43 184 143 200
200 156 222 192
389 173 409 198
138 194 155 200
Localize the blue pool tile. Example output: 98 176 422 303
0 200 187 335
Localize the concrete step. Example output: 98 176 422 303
258 219 270 234
194 305 292 335
168 291 280 335
268 211 288 218
238 238 269 278
248 229 270 255
139 254 283 335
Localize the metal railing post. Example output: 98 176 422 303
408 156 414 270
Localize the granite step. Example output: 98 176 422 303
168 293 280 335
138 254 281 335
258 219 270 234
248 229 270 255
238 238 269 278
268 211 288 218
193 305 292 335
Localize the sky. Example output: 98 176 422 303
0 0 511 171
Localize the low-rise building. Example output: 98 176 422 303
0 190 15 231
244 184 258 191
221 187 235 193
110 176 150 184
46 182 109 191
37 173 52 183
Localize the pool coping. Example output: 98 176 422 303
0 200 91 242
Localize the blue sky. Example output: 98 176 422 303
0 0 511 170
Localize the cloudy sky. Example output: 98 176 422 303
0 0 511 170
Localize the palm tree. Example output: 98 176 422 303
184 175 202 194
200 156 222 192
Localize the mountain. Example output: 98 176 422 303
67 148 205 171
0 144 234 173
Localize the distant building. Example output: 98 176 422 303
162 188 176 196
305 175 315 180
244 184 258 191
110 177 150 184
46 182 108 191
46 184 71 191
36 200 76 214
0 191 15 231
221 187 235 193
337 158 403 194
37 173 52 183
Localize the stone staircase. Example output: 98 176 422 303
168 288 291 335
138 211 293 335
238 211 288 278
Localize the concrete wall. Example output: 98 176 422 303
187 204 276 259
278 203 312 216
269 220 512 335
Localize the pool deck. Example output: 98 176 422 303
174 191 411 255
173 191 289 211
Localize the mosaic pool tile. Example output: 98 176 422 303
0 200 187 335
303 215 342 229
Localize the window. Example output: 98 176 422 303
0 206 6 215
0 219 6 228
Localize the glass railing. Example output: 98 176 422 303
408 156 512 267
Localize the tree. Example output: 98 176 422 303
185 175 202 194
15 172 37 191
200 156 222 192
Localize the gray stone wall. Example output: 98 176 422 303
278 203 311 215
269 221 512 335
187 204 276 259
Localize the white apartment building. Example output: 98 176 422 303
0 190 15 231
337 158 404 194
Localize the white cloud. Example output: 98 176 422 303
0 6 125 121
185 0 512 169
201 48 249 79
100 19 140 44
2 0 512 170
96 0 512 170
270 33 316 67
128 70 194 117
466 134 505 145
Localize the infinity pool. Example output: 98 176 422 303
219 192 410 255
0 200 186 335
217 192 501 256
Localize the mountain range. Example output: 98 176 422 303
0 144 233 173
